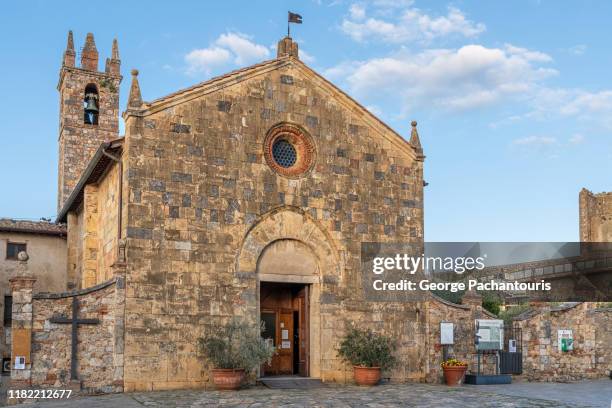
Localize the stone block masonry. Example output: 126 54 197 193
120 50 425 391
515 302 611 381
9 277 124 397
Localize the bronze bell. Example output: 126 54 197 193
84 93 99 113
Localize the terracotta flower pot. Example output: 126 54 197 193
442 365 467 386
353 366 381 386
211 368 245 390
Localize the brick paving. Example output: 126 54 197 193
6 381 611 408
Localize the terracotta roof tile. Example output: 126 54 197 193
0 218 67 236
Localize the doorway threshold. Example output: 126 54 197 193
258 376 327 389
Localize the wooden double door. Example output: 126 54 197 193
260 283 309 376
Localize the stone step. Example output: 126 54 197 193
258 377 327 389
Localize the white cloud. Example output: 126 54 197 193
513 136 557 146
341 4 485 43
349 3 366 20
215 33 270 65
526 88 612 128
326 44 556 112
299 49 316 64
185 32 270 75
504 44 552 62
185 47 231 74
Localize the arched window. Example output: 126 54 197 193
83 84 99 125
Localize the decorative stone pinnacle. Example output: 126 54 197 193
409 120 422 152
84 32 96 49
63 30 76 67
80 32 99 71
66 30 75 52
127 68 144 109
112 38 120 60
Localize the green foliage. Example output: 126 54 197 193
432 289 502 315
431 289 465 305
197 318 275 371
99 78 117 93
337 325 397 370
498 303 531 324
481 291 503 315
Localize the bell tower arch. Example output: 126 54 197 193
57 31 122 211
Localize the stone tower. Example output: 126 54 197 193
57 31 122 211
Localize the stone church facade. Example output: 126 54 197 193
8 31 610 396
8 31 477 394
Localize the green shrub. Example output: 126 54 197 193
197 318 275 371
337 326 397 370
498 303 531 324
480 291 503 315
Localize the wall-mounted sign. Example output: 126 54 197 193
14 356 25 370
558 329 573 352
2 358 10 374
508 339 517 353
281 341 291 349
440 322 454 345
282 329 289 340
475 319 504 350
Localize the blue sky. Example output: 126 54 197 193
1 0 611 241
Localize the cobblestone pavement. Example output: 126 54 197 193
7 382 610 408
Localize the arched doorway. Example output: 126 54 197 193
258 239 317 376
235 207 341 379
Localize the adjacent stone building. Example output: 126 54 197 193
0 219 67 393
580 188 612 242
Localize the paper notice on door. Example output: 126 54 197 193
282 329 289 340
281 341 291 349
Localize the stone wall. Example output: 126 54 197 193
96 164 120 283
580 188 612 242
65 163 121 290
424 293 498 382
66 211 83 290
120 56 425 391
515 302 611 381
8 275 125 398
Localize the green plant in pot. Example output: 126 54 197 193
337 326 397 386
198 318 275 390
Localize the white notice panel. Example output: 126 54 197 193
440 322 454 345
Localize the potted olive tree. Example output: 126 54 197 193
198 318 275 390
338 326 397 386
441 358 468 386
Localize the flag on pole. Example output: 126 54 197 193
288 12 303 24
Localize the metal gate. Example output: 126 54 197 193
499 325 522 374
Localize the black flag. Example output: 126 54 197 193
288 12 303 24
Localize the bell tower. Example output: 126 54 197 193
57 31 122 211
